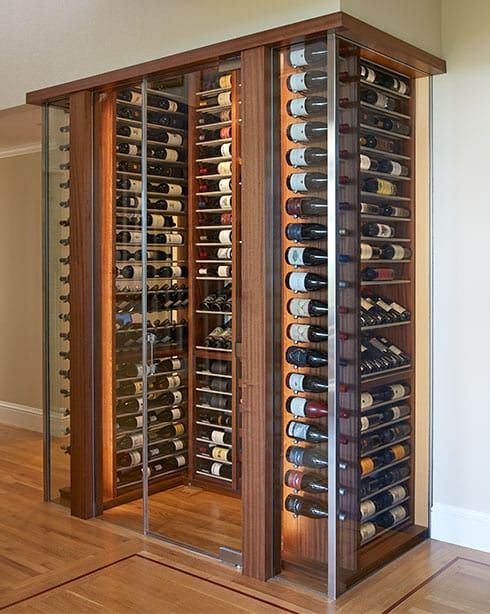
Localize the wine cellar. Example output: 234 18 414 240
33 12 445 598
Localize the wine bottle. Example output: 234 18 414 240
286 223 327 241
363 177 397 196
382 205 410 218
197 265 231 278
285 469 328 494
288 298 328 318
360 522 377 542
287 121 328 143
208 430 232 445
286 396 328 418
376 504 408 528
360 243 383 260
286 197 327 217
285 494 328 519
287 70 328 93
117 449 142 468
360 411 385 432
361 267 395 281
361 88 397 111
360 133 398 154
361 383 410 409
360 154 378 171
286 445 328 469
287 95 328 118
287 323 328 343
287 421 328 443
286 147 327 168
288 41 328 68
285 246 328 267
380 243 412 260
286 346 328 368
286 272 327 292
378 160 409 177
381 423 411 444
286 372 328 393
362 222 395 238
388 299 411 320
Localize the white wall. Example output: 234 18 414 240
0 0 442 111
431 0 490 551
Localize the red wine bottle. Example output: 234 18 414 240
286 372 328 393
285 494 328 519
286 197 327 217
286 396 328 418
285 469 328 494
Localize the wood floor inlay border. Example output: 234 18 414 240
1 552 301 613
382 557 490 613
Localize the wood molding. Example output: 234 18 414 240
240 46 275 581
69 90 95 519
25 12 445 106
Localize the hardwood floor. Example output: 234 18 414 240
1 423 490 613
104 484 242 556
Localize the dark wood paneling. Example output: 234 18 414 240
69 91 95 519
241 46 274 581
26 12 445 106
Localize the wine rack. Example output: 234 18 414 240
190 68 241 491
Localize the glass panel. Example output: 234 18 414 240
45 100 71 503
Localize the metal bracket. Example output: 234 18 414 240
219 546 243 568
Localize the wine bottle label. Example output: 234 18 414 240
165 234 183 244
217 91 232 106
136 397 144 410
361 392 374 408
397 81 408 95
166 183 183 196
166 100 178 112
287 373 305 392
174 423 185 435
389 405 404 419
217 161 232 174
287 247 306 266
360 500 376 519
361 297 374 311
219 195 232 209
376 179 396 195
288 46 307 68
360 521 376 541
150 214 166 228
289 324 310 343
360 154 372 170
391 444 407 460
127 126 142 139
288 97 308 117
173 439 184 450
289 298 311 317
360 243 374 260
128 450 142 465
134 364 145 377
288 396 307 417
375 224 393 237
388 505 407 523
218 178 231 192
127 179 142 192
219 229 232 243
361 457 375 474
360 416 369 431
212 446 229 460
129 433 144 447
134 416 143 428
377 299 392 312
360 202 380 214
148 414 159 424
287 272 308 292
163 148 179 162
287 421 309 441
132 381 144 394
219 74 232 88
211 430 226 444
220 143 232 157
170 358 181 370
288 172 309 192
288 123 308 143
161 200 182 212
167 375 181 390
374 92 389 108
288 72 308 92
165 132 183 146
390 301 406 314
210 462 223 476
288 148 308 168
127 144 139 155
172 391 183 404
389 485 407 502
362 67 376 83
217 247 232 259
175 454 186 467
390 245 406 260
387 161 403 176
149 448 160 457
389 345 402 356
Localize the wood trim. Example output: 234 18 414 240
69 91 95 519
26 12 445 106
240 46 274 581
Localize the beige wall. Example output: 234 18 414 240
0 0 442 111
0 152 42 408
431 0 490 550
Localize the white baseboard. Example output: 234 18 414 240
0 400 43 432
431 503 490 553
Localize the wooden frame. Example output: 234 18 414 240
34 9 446 591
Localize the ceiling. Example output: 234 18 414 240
0 104 41 157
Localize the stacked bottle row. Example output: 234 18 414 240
192 69 240 487
281 40 331 524
356 60 413 545
57 116 71 452
114 87 190 490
